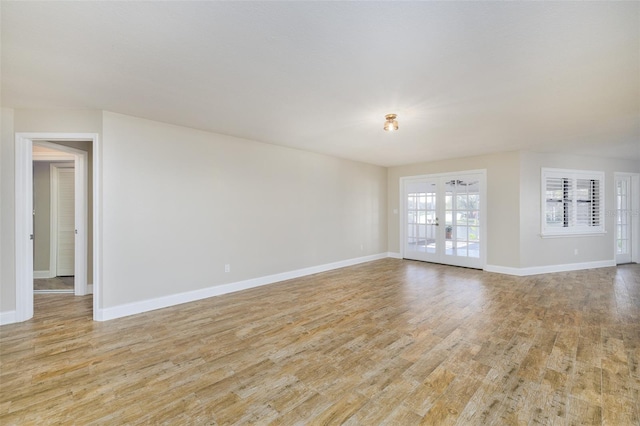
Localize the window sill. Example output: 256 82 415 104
540 231 606 239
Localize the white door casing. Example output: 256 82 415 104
14 134 100 323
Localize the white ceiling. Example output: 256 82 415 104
2 2 638 167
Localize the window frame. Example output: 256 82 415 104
540 168 605 237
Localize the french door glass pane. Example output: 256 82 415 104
442 178 481 259
418 211 426 224
616 178 630 256
417 196 424 209
469 226 479 242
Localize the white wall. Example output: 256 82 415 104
14 109 103 135
33 161 53 272
387 151 521 268
1 108 16 314
519 151 640 268
101 112 387 308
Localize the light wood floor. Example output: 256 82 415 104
33 276 74 291
1 259 638 425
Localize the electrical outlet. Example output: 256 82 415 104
224 264 230 273
574 249 578 256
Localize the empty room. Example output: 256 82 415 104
1 1 639 424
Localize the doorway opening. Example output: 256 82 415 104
15 133 101 323
32 149 76 293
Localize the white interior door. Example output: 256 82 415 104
56 167 75 276
402 171 485 269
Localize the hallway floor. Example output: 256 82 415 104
33 276 74 291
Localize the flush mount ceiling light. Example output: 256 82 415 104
384 114 398 132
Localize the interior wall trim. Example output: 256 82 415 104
33 270 51 279
484 259 616 277
0 311 17 326
95 253 389 321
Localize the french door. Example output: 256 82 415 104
615 173 639 264
402 170 486 269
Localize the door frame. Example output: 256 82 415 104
15 133 101 322
399 169 487 269
614 172 639 264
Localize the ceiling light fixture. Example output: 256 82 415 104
384 114 398 132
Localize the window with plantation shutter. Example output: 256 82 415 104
541 168 605 236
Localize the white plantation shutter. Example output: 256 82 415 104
575 178 601 226
544 177 569 228
542 168 604 236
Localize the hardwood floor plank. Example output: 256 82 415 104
402 365 457 416
601 394 639 426
380 404 423 425
567 395 602 426
311 392 368 425
271 391 332 424
571 361 603 404
421 376 482 425
344 378 415 425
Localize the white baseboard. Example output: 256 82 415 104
387 252 402 259
484 259 616 276
72 284 93 296
95 253 389 321
33 270 51 279
0 310 17 325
